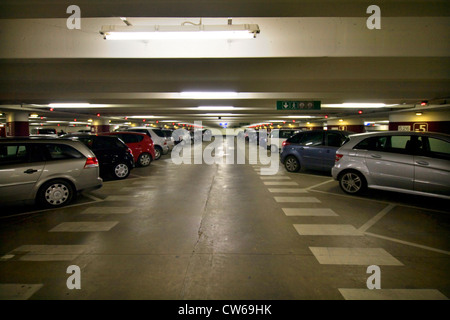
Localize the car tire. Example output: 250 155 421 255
339 170 367 195
137 153 152 167
284 155 301 172
37 179 74 208
154 146 162 160
112 163 131 180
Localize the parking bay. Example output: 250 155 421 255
0 141 449 300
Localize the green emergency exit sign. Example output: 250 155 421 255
276 101 321 110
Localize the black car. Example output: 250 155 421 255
64 134 134 179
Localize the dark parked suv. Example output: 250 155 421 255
64 134 134 179
280 130 352 172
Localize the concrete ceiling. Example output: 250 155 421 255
0 0 449 128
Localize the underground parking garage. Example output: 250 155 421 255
0 0 449 308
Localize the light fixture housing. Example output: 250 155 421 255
100 24 260 40
197 106 235 110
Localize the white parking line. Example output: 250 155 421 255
268 188 308 193
364 232 450 256
260 176 291 180
283 208 338 216
305 179 335 190
309 247 403 266
0 200 103 220
264 181 298 186
105 195 142 201
274 196 321 203
0 284 43 300
81 207 135 214
294 224 363 236
49 221 118 232
338 288 448 300
8 245 89 261
358 204 396 233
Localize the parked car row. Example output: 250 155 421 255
0 129 173 208
0 137 103 207
279 130 450 200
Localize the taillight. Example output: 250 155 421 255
282 141 290 147
84 157 99 168
335 154 343 162
127 148 134 158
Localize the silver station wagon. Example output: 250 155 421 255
332 131 450 199
0 138 103 207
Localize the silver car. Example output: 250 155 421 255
0 138 103 207
332 131 450 199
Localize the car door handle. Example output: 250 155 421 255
370 154 382 159
416 160 429 166
24 169 38 174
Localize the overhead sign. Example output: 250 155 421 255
276 101 321 110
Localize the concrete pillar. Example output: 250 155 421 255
389 109 450 134
327 118 365 133
91 119 110 133
6 111 29 137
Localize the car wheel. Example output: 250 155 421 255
138 153 152 167
154 147 162 160
284 155 300 172
112 163 130 179
37 179 74 207
339 171 367 195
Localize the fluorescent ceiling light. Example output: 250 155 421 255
324 103 397 108
287 116 312 119
100 24 259 40
48 103 91 108
204 113 234 116
127 115 155 119
197 106 235 110
180 92 238 99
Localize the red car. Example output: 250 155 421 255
100 132 155 167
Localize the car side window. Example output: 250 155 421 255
299 132 323 146
354 136 413 154
45 144 83 160
425 137 450 161
0 144 29 165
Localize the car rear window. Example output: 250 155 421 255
152 129 165 138
286 133 304 143
94 136 127 149
280 130 295 138
126 129 150 137
117 134 143 144
161 130 173 138
45 144 83 160
326 132 345 147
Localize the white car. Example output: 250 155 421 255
267 129 299 152
124 128 169 160
161 129 175 151
332 131 450 199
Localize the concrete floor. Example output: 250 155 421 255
0 138 449 300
